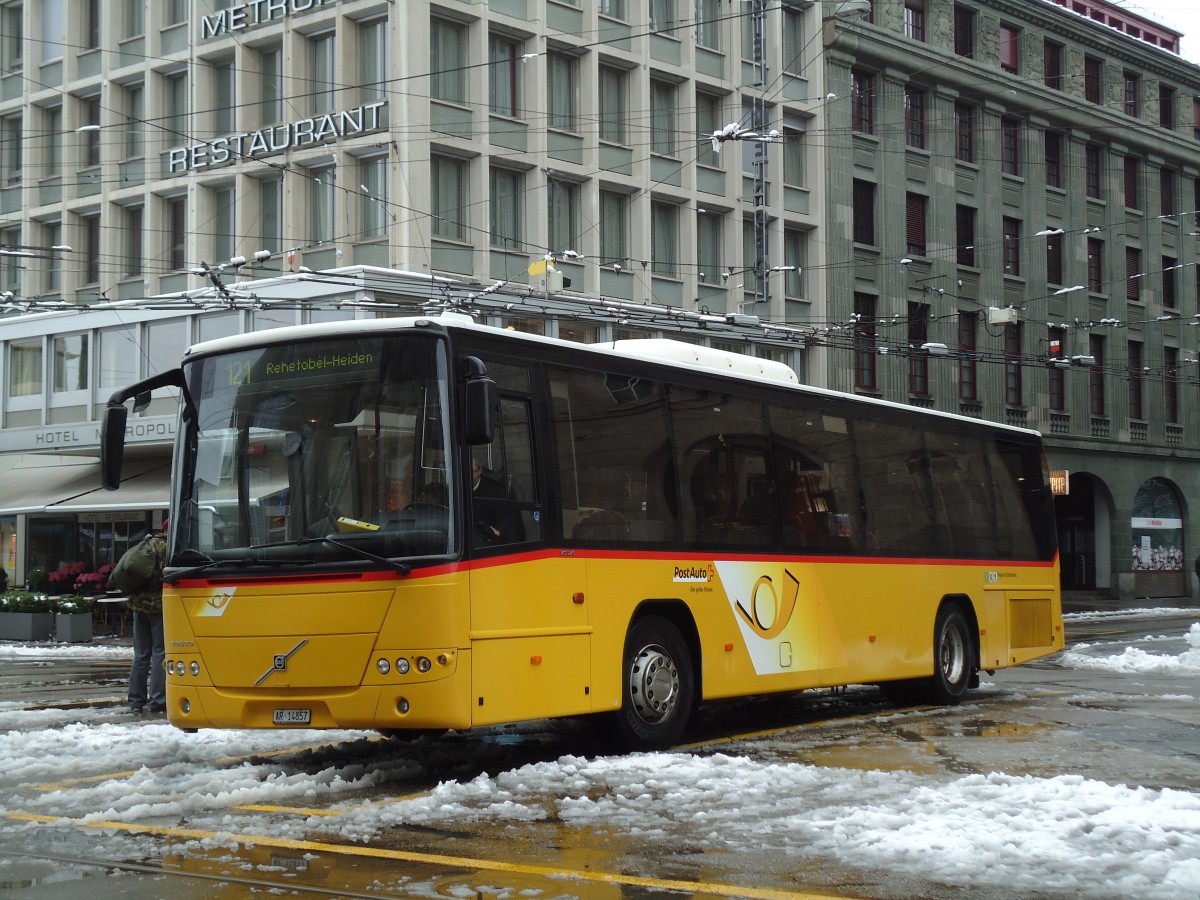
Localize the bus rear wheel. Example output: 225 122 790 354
616 615 694 750
929 605 974 705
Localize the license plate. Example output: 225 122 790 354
272 708 311 725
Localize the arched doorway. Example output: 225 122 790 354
1131 477 1185 598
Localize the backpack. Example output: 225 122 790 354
110 537 159 593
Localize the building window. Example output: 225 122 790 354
1045 231 1062 286
1084 57 1102 103
599 0 626 18
852 179 875 245
1001 117 1020 176
1163 255 1178 308
308 166 335 245
999 24 1019 73
431 156 466 241
782 125 804 186
905 193 926 257
1087 238 1103 293
0 224 20 293
1160 84 1176 129
258 45 283 127
600 66 628 145
783 227 805 297
547 52 578 131
1123 71 1139 117
1048 326 1066 411
212 60 235 135
44 105 62 177
80 95 101 167
1088 335 1105 417
213 185 235 264
123 205 143 277
851 70 873 135
908 301 929 395
696 211 721 286
905 90 925 149
1194 97 1200 140
1128 340 1143 420
956 204 975 267
489 34 522 118
81 214 100 285
954 103 974 162
649 0 674 32
1002 218 1021 276
431 19 466 104
360 19 387 105
52 333 87 393
124 84 144 159
1164 347 1179 423
0 113 21 185
650 79 676 156
600 190 629 267
309 33 335 114
1 2 23 72
1126 247 1142 301
260 177 282 252
953 4 974 57
1124 156 1139 209
547 179 578 256
958 312 977 401
165 0 187 26
9 340 42 397
41 0 63 63
1044 131 1061 188
782 9 802 71
489 166 522 250
854 293 877 390
1043 40 1063 90
167 195 186 271
165 72 187 142
1085 144 1101 198
904 0 925 41
1004 323 1022 407
1160 168 1176 217
651 200 678 277
360 156 388 240
698 0 720 50
123 0 143 38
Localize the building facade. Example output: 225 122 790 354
0 0 1198 601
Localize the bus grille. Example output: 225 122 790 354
1010 598 1053 649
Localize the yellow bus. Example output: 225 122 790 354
101 311 1062 749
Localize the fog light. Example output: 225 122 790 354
377 658 391 675
189 661 200 677
181 699 190 713
437 654 449 666
397 698 410 714
175 661 186 676
416 656 431 673
396 657 410 674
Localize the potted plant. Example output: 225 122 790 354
25 566 49 593
54 594 94 643
0 590 56 641
49 562 87 594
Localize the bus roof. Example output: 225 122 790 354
184 311 1043 439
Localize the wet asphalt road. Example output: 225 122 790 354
1 605 1199 899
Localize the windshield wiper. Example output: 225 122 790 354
250 536 412 575
164 550 308 584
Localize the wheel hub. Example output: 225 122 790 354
629 644 680 725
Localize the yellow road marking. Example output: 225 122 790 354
6 810 844 900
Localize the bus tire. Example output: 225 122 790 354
929 605 974 705
616 615 695 750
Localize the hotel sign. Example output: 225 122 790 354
1050 470 1069 495
167 101 387 173
201 0 332 40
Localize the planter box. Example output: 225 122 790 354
55 612 92 643
0 611 55 641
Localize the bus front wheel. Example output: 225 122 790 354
616 615 694 750
929 605 974 705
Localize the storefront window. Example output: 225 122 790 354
1131 478 1183 571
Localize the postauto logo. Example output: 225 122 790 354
672 563 716 583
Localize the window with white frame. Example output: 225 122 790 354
360 156 388 239
432 155 467 241
651 79 676 156
489 34 522 117
431 18 466 104
547 52 578 131
651 200 678 277
52 333 87 393
8 339 42 397
598 65 626 143
489 166 522 250
308 167 335 245
599 189 628 265
98 325 138 394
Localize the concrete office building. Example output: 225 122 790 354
0 0 1197 603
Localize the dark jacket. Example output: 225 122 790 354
127 533 167 614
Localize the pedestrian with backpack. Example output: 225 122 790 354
114 520 168 715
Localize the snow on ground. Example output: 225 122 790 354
2 609 1200 898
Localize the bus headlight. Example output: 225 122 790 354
416 656 432 673
189 661 200 677
396 657 410 674
377 658 391 675
175 661 186 676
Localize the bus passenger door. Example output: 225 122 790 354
468 391 592 726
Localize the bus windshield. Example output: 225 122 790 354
174 333 455 568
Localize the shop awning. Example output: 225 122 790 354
45 463 171 513
0 455 170 515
